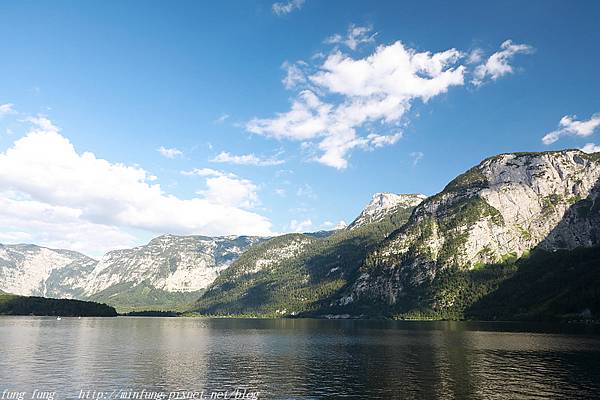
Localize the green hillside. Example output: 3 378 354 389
194 206 415 316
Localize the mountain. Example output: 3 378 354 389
194 196 422 316
466 246 600 321
348 193 427 230
0 244 96 299
338 150 600 318
3 150 600 320
0 235 264 312
85 234 263 311
194 150 600 321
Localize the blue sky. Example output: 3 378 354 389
0 0 599 255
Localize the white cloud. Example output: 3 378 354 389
247 40 465 169
181 168 224 177
325 24 377 51
199 175 259 209
182 167 260 209
0 118 272 254
467 48 484 64
289 219 312 232
581 143 600 154
0 103 15 116
367 132 402 148
0 192 138 256
282 61 307 90
542 113 600 145
272 0 305 16
211 151 285 166
321 220 347 230
296 183 317 199
157 146 183 159
335 220 348 229
472 40 533 86
214 113 230 124
410 151 424 166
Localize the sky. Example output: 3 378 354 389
0 0 599 256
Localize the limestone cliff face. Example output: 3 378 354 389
346 150 600 305
0 244 96 298
82 234 263 296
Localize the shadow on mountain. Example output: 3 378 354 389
465 174 600 321
198 281 277 315
309 173 600 321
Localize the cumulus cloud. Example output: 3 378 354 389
247 39 466 169
0 118 272 254
542 113 600 145
157 146 183 158
211 151 285 166
581 143 600 154
272 0 305 16
201 175 259 209
0 193 138 256
325 24 377 51
246 32 534 169
472 40 534 86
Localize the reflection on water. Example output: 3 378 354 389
1 317 599 399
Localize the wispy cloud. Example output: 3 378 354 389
410 151 424 166
272 0 305 16
211 151 285 166
282 61 307 90
157 146 183 159
542 113 600 145
472 40 534 86
296 183 316 199
214 113 230 124
324 24 377 50
0 103 16 116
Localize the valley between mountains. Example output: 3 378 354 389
1 149 599 320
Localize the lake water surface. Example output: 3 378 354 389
1 317 599 399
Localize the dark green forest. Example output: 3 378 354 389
0 293 117 317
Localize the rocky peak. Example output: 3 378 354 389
348 192 427 230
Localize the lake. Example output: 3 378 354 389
1 317 599 399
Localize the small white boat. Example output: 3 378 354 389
56 316 62 320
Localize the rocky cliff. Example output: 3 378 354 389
346 150 600 306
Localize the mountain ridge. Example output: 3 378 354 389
1 149 599 319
